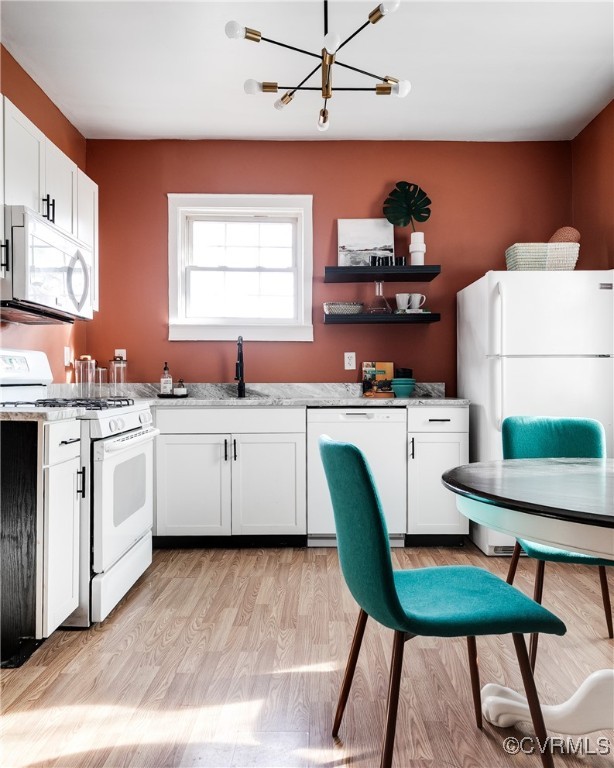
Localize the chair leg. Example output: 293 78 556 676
332 608 368 737
512 633 555 768
529 560 546 671
380 630 406 768
507 541 522 584
466 636 482 729
598 566 613 639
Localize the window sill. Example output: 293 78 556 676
168 322 314 342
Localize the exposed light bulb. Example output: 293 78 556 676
380 0 401 14
274 92 293 110
244 79 261 95
323 31 341 55
317 109 330 132
225 20 245 39
391 79 411 98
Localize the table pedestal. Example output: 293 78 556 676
481 669 614 734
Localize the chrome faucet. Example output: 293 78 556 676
235 335 245 398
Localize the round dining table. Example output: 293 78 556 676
442 457 614 736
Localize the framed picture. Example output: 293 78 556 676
337 218 394 267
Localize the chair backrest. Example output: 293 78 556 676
502 416 606 460
318 436 406 630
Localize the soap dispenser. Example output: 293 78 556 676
160 362 173 394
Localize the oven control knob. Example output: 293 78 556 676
109 419 118 432
139 412 151 424
116 417 125 431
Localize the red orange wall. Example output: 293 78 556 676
571 100 614 269
2 49 612 392
0 46 87 380
85 139 571 392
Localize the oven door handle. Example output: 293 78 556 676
100 428 160 455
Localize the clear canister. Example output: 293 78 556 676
109 356 127 396
74 357 96 399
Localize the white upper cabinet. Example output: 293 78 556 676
76 170 99 310
3 97 99 309
4 98 46 213
44 140 77 234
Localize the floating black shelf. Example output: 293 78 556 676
323 312 441 325
324 265 441 283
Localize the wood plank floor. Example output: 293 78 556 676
2 544 613 768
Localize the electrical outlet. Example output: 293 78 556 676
63 347 72 367
114 348 127 360
344 352 356 370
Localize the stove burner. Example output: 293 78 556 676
0 397 135 410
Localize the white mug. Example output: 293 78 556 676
408 293 426 309
395 293 410 312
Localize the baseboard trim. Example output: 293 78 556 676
153 535 307 549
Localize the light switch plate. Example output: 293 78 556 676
114 348 127 360
64 347 72 367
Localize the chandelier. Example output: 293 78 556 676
225 0 410 132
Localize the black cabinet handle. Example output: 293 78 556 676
49 198 56 224
60 437 80 446
77 467 86 498
42 194 52 220
0 240 9 270
410 437 415 459
428 418 451 422
224 438 228 461
233 439 237 461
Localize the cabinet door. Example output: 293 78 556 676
407 433 469 534
43 456 80 636
76 170 99 310
155 434 231 535
45 141 77 234
231 433 306 535
4 98 46 212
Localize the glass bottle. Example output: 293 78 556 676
367 281 392 314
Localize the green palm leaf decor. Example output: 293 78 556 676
383 181 431 231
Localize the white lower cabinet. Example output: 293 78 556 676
407 408 469 535
43 421 82 636
155 408 306 536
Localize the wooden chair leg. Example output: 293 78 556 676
466 636 482 729
332 608 368 737
598 566 613 639
380 630 406 768
506 541 522 584
512 633 555 768
529 560 546 671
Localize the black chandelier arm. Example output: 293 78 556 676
337 20 370 53
280 86 381 92
260 36 322 61
324 0 328 36
335 58 386 82
287 62 324 96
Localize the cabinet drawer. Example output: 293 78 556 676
407 407 468 433
45 420 81 465
155 407 306 434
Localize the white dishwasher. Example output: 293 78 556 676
307 408 407 545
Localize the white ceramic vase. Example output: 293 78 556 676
409 231 426 266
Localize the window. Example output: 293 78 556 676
168 194 313 341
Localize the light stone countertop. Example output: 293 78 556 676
0 384 468 419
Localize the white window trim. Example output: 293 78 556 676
168 193 313 341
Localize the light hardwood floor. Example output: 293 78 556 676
2 544 613 768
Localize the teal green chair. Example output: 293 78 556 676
503 416 613 669
319 435 565 768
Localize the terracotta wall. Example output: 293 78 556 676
85 139 572 392
571 100 614 269
0 46 87 380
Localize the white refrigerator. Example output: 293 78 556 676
457 269 613 555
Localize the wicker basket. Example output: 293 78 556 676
323 302 364 315
505 243 579 271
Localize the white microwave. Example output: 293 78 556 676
1 206 94 323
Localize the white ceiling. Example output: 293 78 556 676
2 0 613 141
